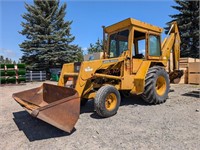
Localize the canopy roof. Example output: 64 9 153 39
105 18 163 34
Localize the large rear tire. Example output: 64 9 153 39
94 85 121 117
142 66 170 104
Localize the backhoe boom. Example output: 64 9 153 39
162 22 181 71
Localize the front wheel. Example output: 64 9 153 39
94 85 121 117
142 66 170 104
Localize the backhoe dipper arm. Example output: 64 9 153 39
161 22 181 71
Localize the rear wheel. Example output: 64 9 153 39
142 66 170 104
95 85 121 117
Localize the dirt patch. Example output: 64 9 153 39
0 81 199 150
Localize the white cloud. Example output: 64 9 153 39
0 48 20 61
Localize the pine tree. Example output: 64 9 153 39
19 0 83 70
5 58 10 64
9 59 12 64
165 0 199 58
87 38 103 54
0 56 4 63
0 56 14 64
76 47 84 62
17 60 21 64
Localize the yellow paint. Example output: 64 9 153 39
156 76 167 96
58 63 74 86
85 92 96 99
94 73 121 80
131 61 151 94
132 59 143 74
105 18 163 34
105 93 117 111
161 21 181 70
64 73 78 76
120 74 135 90
57 18 180 101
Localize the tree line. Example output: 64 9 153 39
0 55 19 64
19 0 199 71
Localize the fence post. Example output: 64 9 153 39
30 71 32 81
40 71 42 81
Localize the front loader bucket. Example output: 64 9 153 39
13 83 80 133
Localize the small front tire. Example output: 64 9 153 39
94 85 121 117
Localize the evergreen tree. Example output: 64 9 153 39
165 0 199 58
19 0 83 70
76 47 84 62
9 59 12 64
0 56 4 63
87 38 103 54
5 58 10 64
17 60 21 64
0 55 14 64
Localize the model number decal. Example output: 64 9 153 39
103 59 118 64
85 66 93 72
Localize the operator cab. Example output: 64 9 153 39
109 29 129 58
105 18 163 60
132 30 146 59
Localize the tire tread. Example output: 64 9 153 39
142 66 169 104
95 85 121 117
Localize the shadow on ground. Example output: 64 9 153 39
12 95 149 141
182 90 200 98
84 95 150 119
13 101 95 142
120 95 150 106
13 111 74 142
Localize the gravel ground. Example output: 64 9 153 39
0 81 200 150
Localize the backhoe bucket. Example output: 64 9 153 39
12 83 80 133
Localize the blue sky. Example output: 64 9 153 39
0 0 177 61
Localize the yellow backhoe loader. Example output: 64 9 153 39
13 18 183 133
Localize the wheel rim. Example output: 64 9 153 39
105 93 117 111
156 76 167 96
